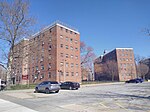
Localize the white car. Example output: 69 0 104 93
0 80 6 91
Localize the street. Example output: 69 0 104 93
0 82 150 112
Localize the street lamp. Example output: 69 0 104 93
63 59 66 82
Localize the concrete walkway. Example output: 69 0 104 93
0 99 38 112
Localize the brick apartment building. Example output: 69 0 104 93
94 48 137 81
11 21 81 84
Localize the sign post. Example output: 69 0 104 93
0 79 1 90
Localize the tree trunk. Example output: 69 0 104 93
6 49 13 89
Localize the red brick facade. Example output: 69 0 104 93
12 22 81 84
94 48 137 81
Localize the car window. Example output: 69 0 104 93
63 82 67 84
43 82 49 85
39 82 44 85
51 81 58 84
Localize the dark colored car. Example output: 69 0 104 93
35 81 60 94
60 81 80 90
135 78 143 83
125 78 143 83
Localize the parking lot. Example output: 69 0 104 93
0 82 150 112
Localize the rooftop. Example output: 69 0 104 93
31 20 80 38
102 48 134 56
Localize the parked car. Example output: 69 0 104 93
60 81 80 90
135 78 143 83
0 80 6 91
35 81 60 94
125 78 143 83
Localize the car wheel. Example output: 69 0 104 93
35 87 39 93
69 86 72 90
55 90 59 93
45 88 50 94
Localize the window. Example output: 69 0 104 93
66 29 68 33
71 63 74 68
75 56 78 59
60 27 63 31
35 74 39 79
41 65 44 70
36 56 38 63
71 55 73 59
70 38 73 43
40 56 44 62
60 53 63 57
32 56 34 62
120 63 122 67
66 72 69 76
49 29 52 33
49 45 52 51
40 74 44 79
42 41 44 46
66 63 69 67
24 68 27 71
49 37 52 41
32 67 34 72
60 44 63 48
66 45 68 49
66 37 69 41
66 54 69 58
75 47 78 51
76 64 78 68
42 48 44 52
60 62 63 67
70 31 72 34
48 63 51 69
75 40 78 44
36 66 38 71
76 72 78 76
60 72 63 75
48 72 51 78
124 64 126 68
70 46 73 51
60 35 63 39
48 55 51 60
71 72 74 76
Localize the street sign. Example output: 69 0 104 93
22 75 28 80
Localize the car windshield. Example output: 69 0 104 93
51 81 58 84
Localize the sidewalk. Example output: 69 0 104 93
81 81 125 87
0 99 38 112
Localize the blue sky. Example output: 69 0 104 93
5 0 148 58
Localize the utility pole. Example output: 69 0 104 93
64 60 66 82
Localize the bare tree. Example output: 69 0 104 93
103 60 118 81
134 54 145 64
80 41 96 81
0 66 6 80
0 0 35 86
137 63 149 80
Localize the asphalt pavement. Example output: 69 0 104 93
0 82 150 112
